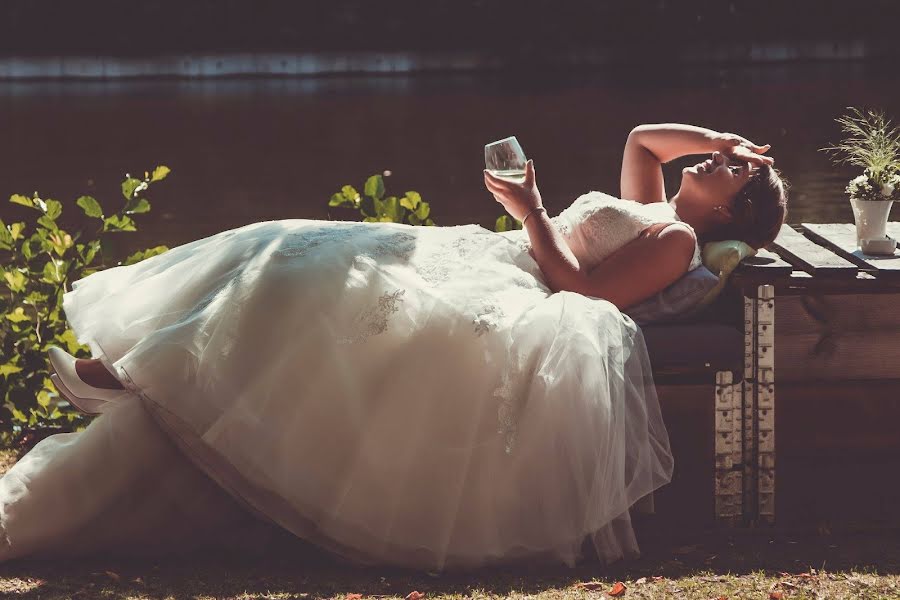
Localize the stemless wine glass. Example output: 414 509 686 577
485 136 527 183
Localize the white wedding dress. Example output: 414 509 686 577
0 193 700 570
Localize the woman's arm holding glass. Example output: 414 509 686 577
484 161 584 293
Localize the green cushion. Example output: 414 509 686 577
690 240 757 312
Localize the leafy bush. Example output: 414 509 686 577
328 174 435 226
0 167 171 448
329 173 523 232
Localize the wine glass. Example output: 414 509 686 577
485 136 527 183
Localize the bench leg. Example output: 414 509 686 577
714 370 743 526
756 284 776 525
743 284 776 527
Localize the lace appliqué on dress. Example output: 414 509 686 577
416 232 488 286
506 215 570 255
473 300 505 337
369 231 417 262
272 225 360 259
551 215 572 237
493 371 520 455
337 289 406 345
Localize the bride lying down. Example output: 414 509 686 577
0 122 786 571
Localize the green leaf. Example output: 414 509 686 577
37 390 51 408
329 192 350 207
37 214 59 232
9 194 34 208
82 240 101 264
103 214 137 232
47 231 73 256
24 290 49 306
21 238 34 260
76 195 104 219
44 199 62 220
10 407 27 422
151 165 171 182
364 175 385 201
5 306 30 323
121 177 144 200
3 270 26 293
380 196 401 222
341 185 361 206
359 196 376 218
408 214 423 226
124 198 151 214
122 245 168 266
58 329 83 355
9 222 25 240
414 201 430 220
400 191 423 211
494 216 508 232
405 191 422 207
0 363 23 377
0 219 13 246
42 260 63 283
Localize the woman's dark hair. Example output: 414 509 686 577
700 164 789 250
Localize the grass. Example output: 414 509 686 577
1 449 898 600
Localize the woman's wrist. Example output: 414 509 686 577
521 205 546 225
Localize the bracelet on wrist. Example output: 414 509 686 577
521 206 546 225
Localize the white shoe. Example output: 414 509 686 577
47 346 133 414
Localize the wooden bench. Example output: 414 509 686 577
638 288 755 530
724 222 900 530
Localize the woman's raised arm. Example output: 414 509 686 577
621 123 773 204
621 123 728 204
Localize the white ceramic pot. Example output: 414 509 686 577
850 197 894 245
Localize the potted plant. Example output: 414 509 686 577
821 107 900 254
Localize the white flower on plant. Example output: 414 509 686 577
882 182 895 197
851 174 869 185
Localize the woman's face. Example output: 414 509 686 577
679 151 757 212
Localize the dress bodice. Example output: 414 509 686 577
499 192 702 273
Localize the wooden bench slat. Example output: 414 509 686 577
735 247 793 277
802 223 900 278
770 226 858 278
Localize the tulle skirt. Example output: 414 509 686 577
0 218 673 570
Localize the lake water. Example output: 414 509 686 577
2 59 899 257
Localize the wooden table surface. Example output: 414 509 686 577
730 222 900 296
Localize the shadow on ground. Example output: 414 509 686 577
1 521 898 599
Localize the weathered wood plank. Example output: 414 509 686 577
802 223 900 278
770 226 858 278
731 269 900 296
775 293 900 333
734 247 793 276
775 331 900 381
773 292 900 381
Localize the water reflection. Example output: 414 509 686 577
2 60 899 257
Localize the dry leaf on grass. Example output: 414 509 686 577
574 581 606 590
769 592 784 600
608 581 627 596
405 591 425 600
634 577 647 584
345 594 363 600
